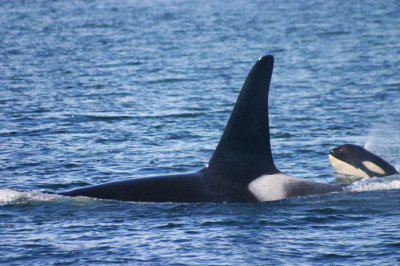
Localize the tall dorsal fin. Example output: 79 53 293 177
206 55 279 183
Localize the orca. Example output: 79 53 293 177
61 55 343 202
329 144 399 178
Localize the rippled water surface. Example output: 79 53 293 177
1 0 400 264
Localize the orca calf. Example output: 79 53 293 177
329 144 399 178
61 55 343 202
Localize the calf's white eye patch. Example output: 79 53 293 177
362 161 385 175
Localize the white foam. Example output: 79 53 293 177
347 175 400 192
0 189 59 205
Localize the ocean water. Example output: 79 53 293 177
1 0 400 264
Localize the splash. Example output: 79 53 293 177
365 123 400 167
0 189 60 205
347 175 400 192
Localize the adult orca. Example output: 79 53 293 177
329 144 398 178
61 55 343 202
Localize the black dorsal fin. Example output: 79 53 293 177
206 55 279 183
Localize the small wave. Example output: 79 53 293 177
0 189 60 205
347 175 400 192
78 113 133 122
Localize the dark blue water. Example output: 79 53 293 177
1 0 400 264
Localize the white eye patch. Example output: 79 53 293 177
362 161 385 175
